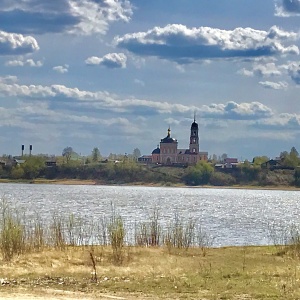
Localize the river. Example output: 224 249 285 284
0 183 299 247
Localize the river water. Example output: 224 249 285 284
0 183 299 247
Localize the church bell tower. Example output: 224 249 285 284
189 115 199 154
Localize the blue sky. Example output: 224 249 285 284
0 0 300 159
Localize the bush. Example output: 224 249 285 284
210 172 236 186
259 170 294 186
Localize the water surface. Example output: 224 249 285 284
1 183 299 247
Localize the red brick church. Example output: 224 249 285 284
151 118 208 165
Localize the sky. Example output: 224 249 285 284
0 0 300 160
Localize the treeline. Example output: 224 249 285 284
0 158 177 184
0 158 299 187
184 147 300 187
183 161 299 187
0 146 299 187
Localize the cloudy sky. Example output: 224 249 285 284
0 0 300 159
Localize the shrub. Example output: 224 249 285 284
259 170 294 186
210 172 236 186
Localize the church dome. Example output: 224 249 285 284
152 147 160 154
160 128 177 143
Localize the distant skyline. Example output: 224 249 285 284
0 0 299 159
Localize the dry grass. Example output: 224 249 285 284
0 245 300 299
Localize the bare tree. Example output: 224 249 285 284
133 148 141 160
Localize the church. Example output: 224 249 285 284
151 119 208 165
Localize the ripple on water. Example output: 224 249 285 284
0 183 299 246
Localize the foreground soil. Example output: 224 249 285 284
1 246 300 299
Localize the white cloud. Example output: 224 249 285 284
5 58 43 67
0 0 133 36
259 81 288 89
0 99 139 138
200 101 273 120
68 0 133 35
115 24 299 64
53 64 69 74
238 62 282 77
0 30 39 55
0 79 55 97
0 75 18 83
164 118 181 125
0 79 275 121
284 61 300 84
134 79 145 86
254 113 300 130
85 56 102 65
275 0 300 17
85 53 127 68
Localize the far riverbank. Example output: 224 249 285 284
0 178 299 191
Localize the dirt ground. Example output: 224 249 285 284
0 289 147 300
0 287 166 300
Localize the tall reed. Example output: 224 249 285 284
50 214 66 250
135 208 161 247
0 197 215 263
164 214 197 253
0 199 26 261
108 214 125 265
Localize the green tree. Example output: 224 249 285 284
239 160 260 183
290 147 299 157
183 161 214 186
62 147 73 164
22 157 45 179
252 156 269 166
10 166 25 179
280 151 289 160
91 147 101 163
280 147 300 168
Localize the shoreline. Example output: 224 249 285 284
0 178 299 191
